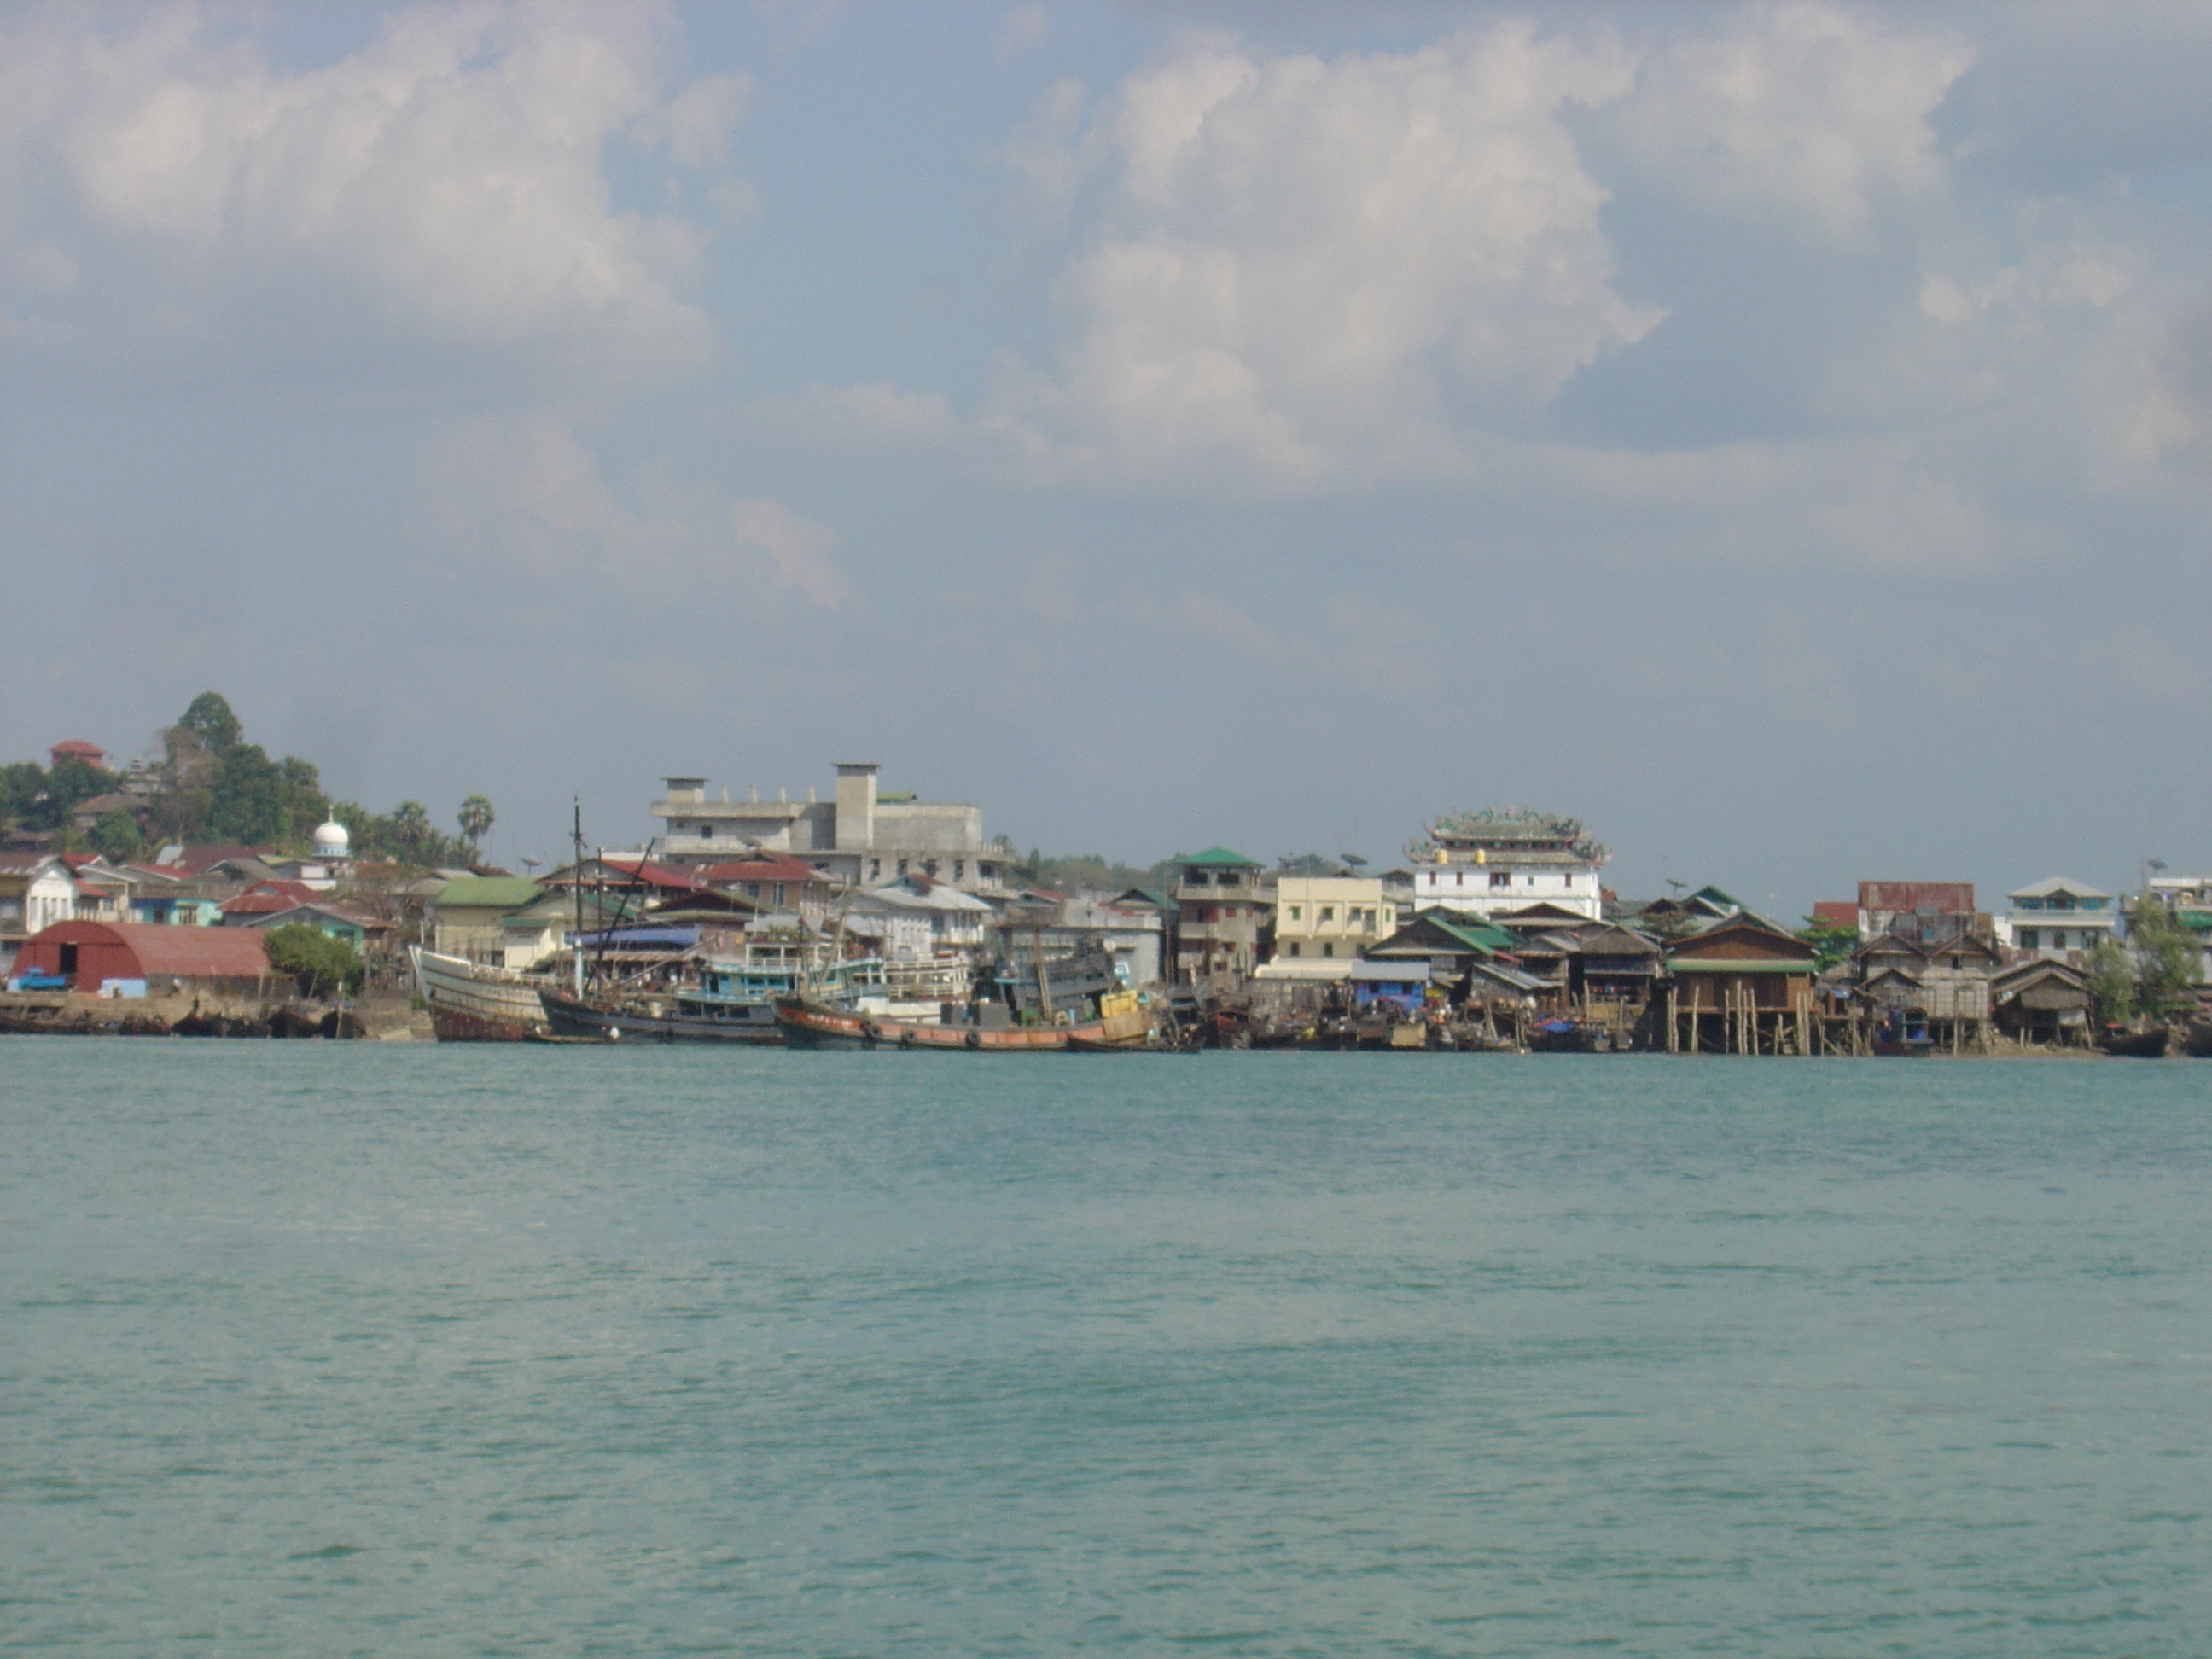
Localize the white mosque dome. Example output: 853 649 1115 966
311 820 351 856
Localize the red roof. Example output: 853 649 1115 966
1858 882 1973 915
49 739 106 760
18 919 269 979
699 853 824 884
220 881 319 916
125 864 193 881
596 857 704 891
221 894 294 916
1811 901 1860 928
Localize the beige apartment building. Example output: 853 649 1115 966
1272 877 1401 961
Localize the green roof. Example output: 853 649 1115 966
433 876 546 911
1428 917 1515 953
1181 847 1264 868
1668 958 1817 973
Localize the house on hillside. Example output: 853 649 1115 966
430 876 568 969
0 854 77 975
233 902 393 957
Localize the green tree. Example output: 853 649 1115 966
90 811 144 863
389 800 434 865
263 923 365 999
457 794 496 859
2087 938 2136 1027
36 755 118 830
0 760 46 832
1797 917 1860 971
2128 896 2201 1020
178 691 242 751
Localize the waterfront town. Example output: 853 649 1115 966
3 705 2210 1053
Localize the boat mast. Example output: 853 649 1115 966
572 799 585 998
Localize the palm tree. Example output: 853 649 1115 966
457 794 496 859
390 800 433 864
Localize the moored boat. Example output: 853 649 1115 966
2096 1023 2171 1057
775 992 1151 1051
540 987 783 1043
410 945 553 1042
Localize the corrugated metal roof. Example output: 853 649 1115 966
28 920 270 977
433 876 548 911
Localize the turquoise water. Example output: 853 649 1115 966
3 1043 2207 1656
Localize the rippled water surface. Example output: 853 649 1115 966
3 1040 2208 1655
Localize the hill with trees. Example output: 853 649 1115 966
0 692 494 869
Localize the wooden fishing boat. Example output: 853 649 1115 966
540 987 783 1044
2096 1024 2171 1057
775 995 1150 1051
410 946 552 1042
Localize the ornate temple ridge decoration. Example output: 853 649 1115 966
1406 806 1610 868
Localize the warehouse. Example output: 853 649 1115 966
8 920 271 996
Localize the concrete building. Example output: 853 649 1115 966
0 854 78 975
1272 876 1403 962
1174 848 1272 986
1407 807 1605 920
1994 877 2117 959
429 876 562 969
649 764 1004 894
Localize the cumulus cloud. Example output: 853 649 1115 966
0 0 740 393
1607 1 1972 242
982 22 1662 486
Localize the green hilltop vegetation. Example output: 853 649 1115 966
0 691 498 870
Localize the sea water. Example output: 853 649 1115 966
2 1041 2206 1656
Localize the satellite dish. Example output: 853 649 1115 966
1340 853 1367 868
519 853 544 872
1664 876 1686 893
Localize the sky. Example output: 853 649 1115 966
4 0 2212 914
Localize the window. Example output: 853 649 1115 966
1454 872 1465 887
953 860 964 882
1322 942 1335 958
771 884 786 905
2018 928 2039 949
1320 906 1335 923
1490 872 1510 888
1287 941 1301 956
1288 906 1301 921
2050 931 2067 950
745 882 761 899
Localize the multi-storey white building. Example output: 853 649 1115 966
1994 877 2117 958
1406 807 1606 921
650 763 1004 894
